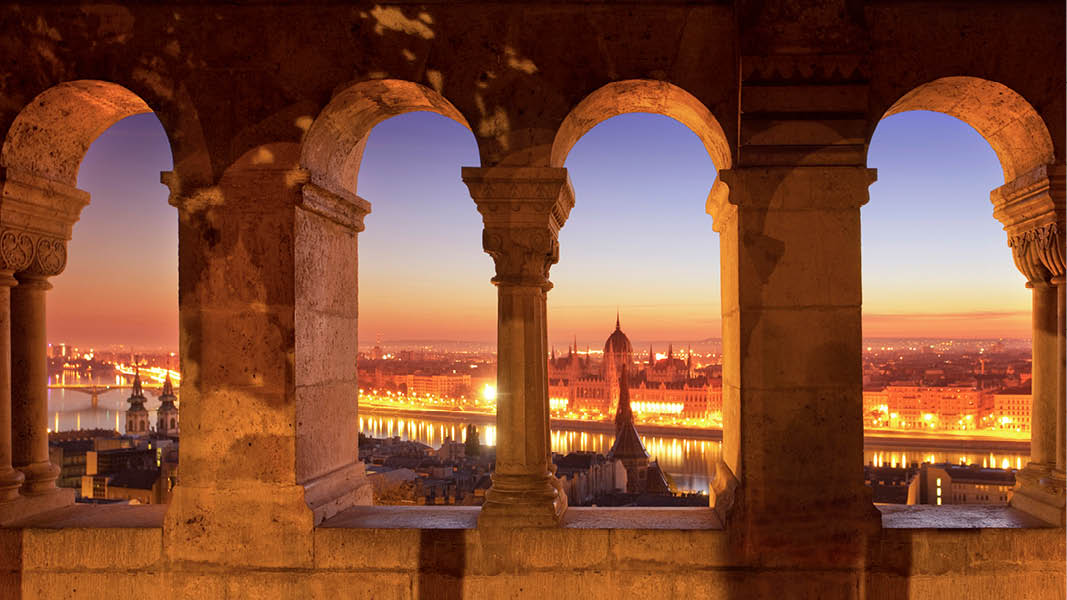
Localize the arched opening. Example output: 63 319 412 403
353 110 489 506
1 81 183 507
299 80 484 509
863 77 1062 518
546 81 728 507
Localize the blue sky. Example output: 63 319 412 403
50 108 1029 349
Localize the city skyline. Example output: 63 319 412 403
50 108 1028 349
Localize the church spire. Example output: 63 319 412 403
668 343 673 360
649 344 654 365
132 368 144 399
162 372 174 397
614 364 633 434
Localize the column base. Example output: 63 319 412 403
17 461 60 495
0 467 24 503
164 483 316 567
477 473 567 528
301 462 373 525
0 487 74 526
1011 468 1066 526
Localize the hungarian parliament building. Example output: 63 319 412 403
548 316 722 420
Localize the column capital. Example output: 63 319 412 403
462 167 575 287
717 165 877 210
993 164 1066 283
0 167 89 243
0 228 68 281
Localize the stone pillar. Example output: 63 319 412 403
0 168 86 521
993 163 1066 526
1054 274 1066 479
0 267 23 503
161 164 372 569
463 166 574 528
711 165 881 564
1026 280 1057 470
10 272 58 494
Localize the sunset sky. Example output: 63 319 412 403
52 108 1029 351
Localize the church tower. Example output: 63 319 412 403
126 369 150 435
156 373 179 437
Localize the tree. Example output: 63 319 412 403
464 424 481 457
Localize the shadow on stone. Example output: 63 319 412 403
417 528 466 600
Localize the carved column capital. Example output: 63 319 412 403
993 164 1066 284
0 228 67 281
462 167 574 288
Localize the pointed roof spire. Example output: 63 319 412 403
162 372 174 397
668 343 673 360
132 367 143 397
615 309 621 331
614 364 632 433
609 363 648 461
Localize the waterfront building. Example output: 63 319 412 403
553 452 627 506
982 385 1033 433
549 316 719 419
911 463 1015 506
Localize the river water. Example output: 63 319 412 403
358 413 1029 494
45 376 1028 494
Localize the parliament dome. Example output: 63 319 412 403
603 315 633 357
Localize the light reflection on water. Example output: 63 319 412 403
46 372 163 435
47 380 1028 495
359 414 1030 494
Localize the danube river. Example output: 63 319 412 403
359 412 1030 494
45 377 1029 495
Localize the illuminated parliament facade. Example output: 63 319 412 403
548 317 720 420
0 1 1063 598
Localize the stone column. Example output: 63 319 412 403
0 268 24 503
993 163 1066 526
0 229 34 505
712 165 882 564
463 166 574 528
161 164 372 569
1054 274 1065 479
0 169 85 521
10 271 58 494
1025 279 1057 471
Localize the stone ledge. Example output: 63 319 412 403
877 504 1054 529
319 506 724 531
1 503 165 529
563 507 723 530
321 505 479 529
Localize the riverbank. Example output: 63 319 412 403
358 405 1030 451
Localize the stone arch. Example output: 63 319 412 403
875 76 1055 183
0 80 196 188
300 79 473 199
549 80 732 172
